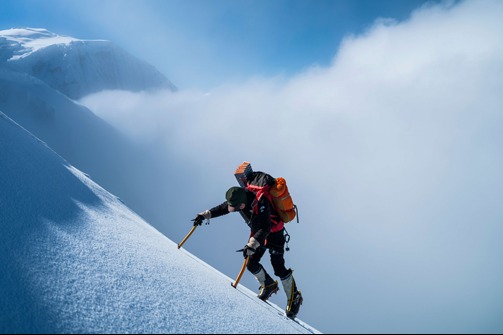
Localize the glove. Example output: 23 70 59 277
191 215 204 226
192 210 211 226
242 245 256 258
242 237 260 258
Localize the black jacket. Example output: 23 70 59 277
208 188 274 245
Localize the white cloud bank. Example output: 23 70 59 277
81 1 503 333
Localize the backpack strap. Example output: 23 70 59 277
246 172 285 228
247 183 283 227
247 184 271 203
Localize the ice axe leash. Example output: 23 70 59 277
231 256 249 288
177 226 197 249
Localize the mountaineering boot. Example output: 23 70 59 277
286 291 303 319
258 278 279 301
281 270 303 319
254 266 279 301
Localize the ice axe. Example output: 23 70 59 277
231 256 249 288
177 226 197 249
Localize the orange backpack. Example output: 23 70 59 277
235 162 299 224
269 177 297 223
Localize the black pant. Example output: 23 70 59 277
247 229 290 280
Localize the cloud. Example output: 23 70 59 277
81 0 503 332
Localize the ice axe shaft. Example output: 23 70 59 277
177 226 197 249
231 257 249 288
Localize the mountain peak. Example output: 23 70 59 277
0 27 176 98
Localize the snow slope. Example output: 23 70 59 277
0 111 319 334
0 28 176 99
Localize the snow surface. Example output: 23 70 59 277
0 111 320 333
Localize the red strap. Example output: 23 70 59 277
247 183 284 228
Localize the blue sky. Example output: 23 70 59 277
1 0 441 89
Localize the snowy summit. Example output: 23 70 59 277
0 27 176 99
0 27 83 60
